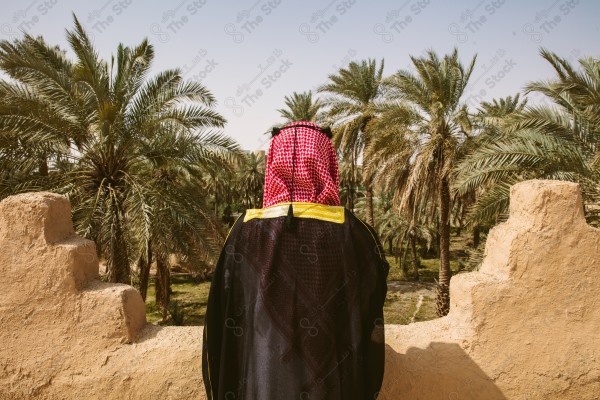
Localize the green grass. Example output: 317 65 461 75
381 234 469 324
383 292 437 325
385 255 463 282
145 275 211 325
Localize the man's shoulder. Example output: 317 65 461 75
343 209 377 236
343 209 388 264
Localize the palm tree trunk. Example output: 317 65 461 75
473 225 481 248
400 238 410 277
457 199 467 236
214 191 219 217
345 189 352 210
365 182 375 227
108 203 131 284
155 255 171 321
39 156 49 176
432 222 440 258
138 241 152 301
361 117 375 226
436 176 451 317
410 235 419 280
136 256 146 299
350 150 357 211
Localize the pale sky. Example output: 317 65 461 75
0 0 598 150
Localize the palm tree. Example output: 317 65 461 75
0 15 239 288
133 127 235 316
318 58 385 225
454 49 597 225
378 208 433 280
204 157 237 217
237 151 265 209
357 187 433 281
453 94 527 227
366 48 476 316
363 126 434 281
338 156 361 210
277 91 323 122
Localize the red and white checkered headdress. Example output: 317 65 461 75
262 121 340 208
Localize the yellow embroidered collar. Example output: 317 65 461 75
243 202 345 224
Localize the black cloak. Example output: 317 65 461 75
202 202 390 399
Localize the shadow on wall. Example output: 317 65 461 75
380 342 507 400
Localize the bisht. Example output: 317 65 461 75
201 201 390 399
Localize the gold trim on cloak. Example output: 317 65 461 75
243 202 345 224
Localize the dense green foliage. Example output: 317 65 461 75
1 14 598 321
